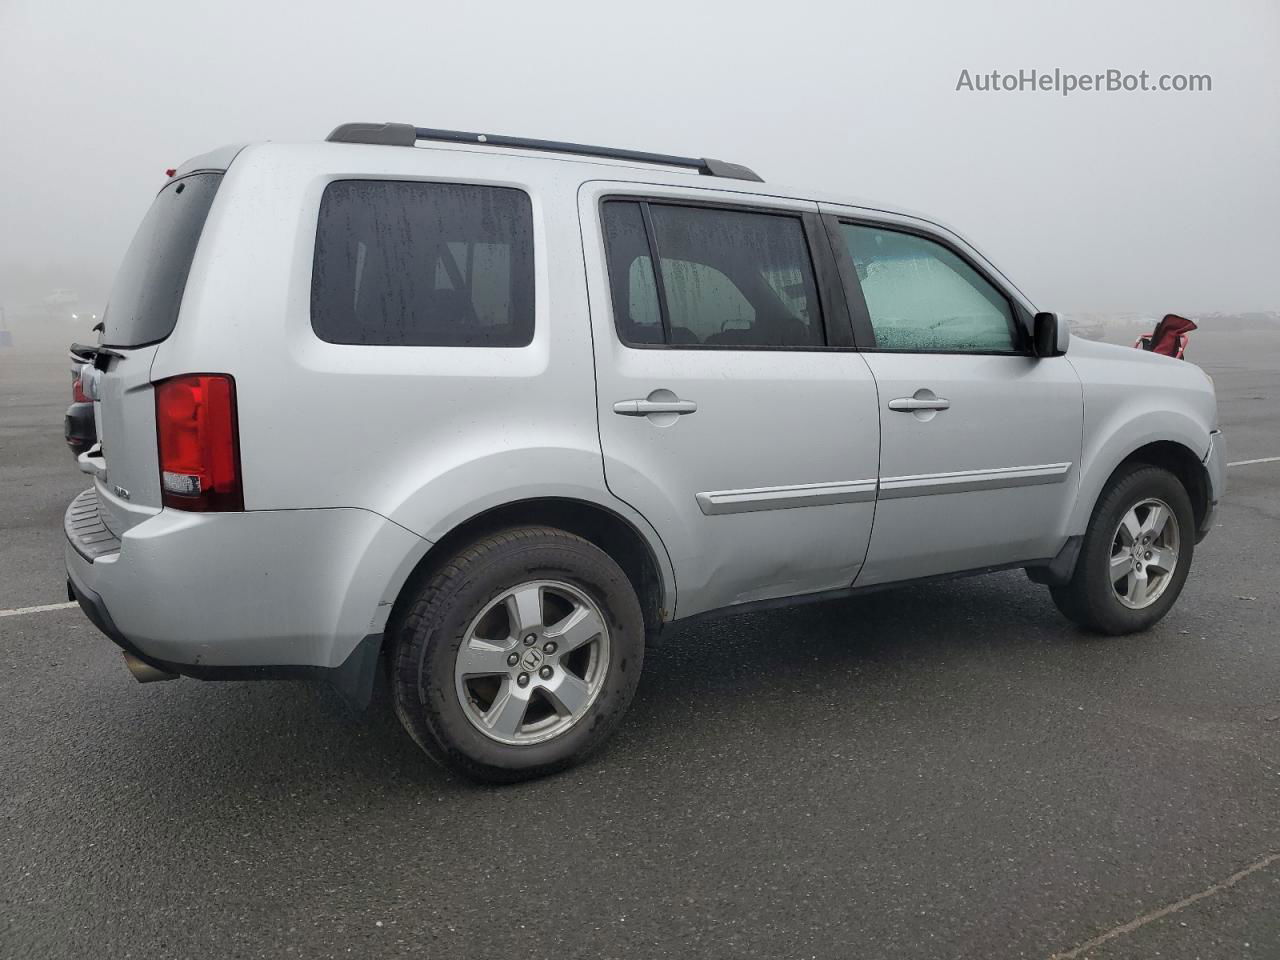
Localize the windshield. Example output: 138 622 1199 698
102 172 222 347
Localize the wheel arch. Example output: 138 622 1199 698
1075 438 1211 537
385 497 674 651
1112 441 1210 530
1034 437 1209 589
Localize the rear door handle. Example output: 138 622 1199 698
888 396 950 412
613 399 698 416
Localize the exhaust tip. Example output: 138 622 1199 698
123 652 179 683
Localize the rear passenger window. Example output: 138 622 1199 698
601 201 824 348
602 201 663 344
312 180 534 347
661 259 755 342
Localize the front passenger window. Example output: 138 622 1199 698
839 224 1018 353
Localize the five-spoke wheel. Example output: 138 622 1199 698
1050 464 1194 635
1109 497 1181 609
455 580 610 745
392 526 644 782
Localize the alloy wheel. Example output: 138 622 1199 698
453 580 610 745
1109 497 1180 609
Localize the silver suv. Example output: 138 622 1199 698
65 122 1225 781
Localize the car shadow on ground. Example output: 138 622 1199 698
101 569 1095 804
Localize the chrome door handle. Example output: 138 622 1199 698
613 399 698 416
888 397 950 412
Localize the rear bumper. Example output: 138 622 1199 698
1198 430 1225 542
67 570 383 705
64 489 429 696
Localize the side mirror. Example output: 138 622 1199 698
1033 312 1068 357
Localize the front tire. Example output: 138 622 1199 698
1050 464 1195 635
392 526 645 783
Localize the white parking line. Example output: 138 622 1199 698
0 600 79 619
1048 851 1280 959
1228 456 1280 467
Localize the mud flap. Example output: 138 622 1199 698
1025 535 1083 586
328 634 383 712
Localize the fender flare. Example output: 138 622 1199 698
380 465 678 631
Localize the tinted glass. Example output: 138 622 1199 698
312 180 534 347
601 201 663 344
648 205 823 347
661 258 755 342
601 201 825 348
840 224 1017 353
103 173 222 347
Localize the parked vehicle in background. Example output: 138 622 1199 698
43 288 79 314
64 355 96 457
64 123 1225 781
67 315 104 457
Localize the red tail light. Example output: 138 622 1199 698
154 374 243 511
72 371 90 404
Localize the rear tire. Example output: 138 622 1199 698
1050 464 1195 635
392 526 644 783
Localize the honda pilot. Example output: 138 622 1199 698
65 122 1225 781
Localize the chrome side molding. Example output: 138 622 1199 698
696 463 1072 515
878 462 1072 500
696 479 878 516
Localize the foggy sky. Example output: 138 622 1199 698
1 0 1277 315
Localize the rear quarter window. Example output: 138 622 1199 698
311 180 535 347
103 172 223 347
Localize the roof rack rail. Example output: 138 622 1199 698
325 122 763 182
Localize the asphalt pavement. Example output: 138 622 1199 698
2 319 1277 959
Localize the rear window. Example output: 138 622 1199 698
103 172 223 347
311 180 535 347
